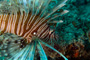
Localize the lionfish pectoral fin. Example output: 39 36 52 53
9 42 36 60
37 41 48 60
0 33 29 60
27 42 36 60
39 40 68 60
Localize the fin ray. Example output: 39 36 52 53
39 40 68 60
37 41 48 60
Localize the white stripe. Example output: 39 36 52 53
20 13 28 36
6 14 12 33
17 14 24 35
0 15 3 29
40 27 49 38
11 13 17 34
1 14 8 31
38 24 48 37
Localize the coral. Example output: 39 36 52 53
65 39 84 58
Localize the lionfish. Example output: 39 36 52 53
0 0 69 60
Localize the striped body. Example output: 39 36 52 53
0 0 69 60
0 12 57 43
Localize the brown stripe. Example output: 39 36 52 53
20 12 28 36
29 18 50 35
6 14 14 33
18 12 25 36
23 14 40 37
0 15 3 29
1 14 9 32
22 12 31 36
11 14 17 33
43 32 49 39
40 27 49 39
39 25 49 38
14 12 21 34
26 14 39 32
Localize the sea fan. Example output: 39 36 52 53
0 0 69 60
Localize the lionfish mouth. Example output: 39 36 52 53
0 0 69 60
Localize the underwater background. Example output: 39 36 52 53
0 0 90 60
54 0 90 60
42 0 90 60
55 0 90 60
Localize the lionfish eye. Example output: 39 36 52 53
33 32 37 36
